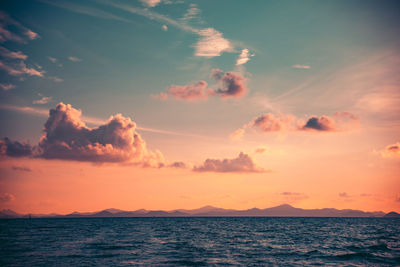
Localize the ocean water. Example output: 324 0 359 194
0 217 399 266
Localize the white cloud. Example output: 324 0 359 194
162 24 168 31
236 48 253 66
140 0 162 7
292 64 311 69
33 95 52 105
194 28 233 57
68 56 82 62
48 56 57 63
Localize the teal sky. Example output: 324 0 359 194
1 0 399 142
1 0 400 213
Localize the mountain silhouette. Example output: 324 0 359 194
1 204 391 218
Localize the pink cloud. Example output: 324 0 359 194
0 83 15 91
36 103 164 166
380 142 400 158
0 11 39 43
0 193 15 203
0 46 28 60
252 113 295 132
232 112 359 137
193 152 266 173
155 69 248 101
156 81 214 101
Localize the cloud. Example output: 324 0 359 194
33 95 52 105
193 152 265 173
0 11 39 43
380 142 400 158
194 28 233 57
140 0 162 7
96 1 236 58
48 56 57 63
0 137 33 157
339 192 350 198
211 68 248 98
12 166 32 172
39 0 131 23
292 64 311 69
255 147 267 154
301 112 359 132
169 161 188 168
37 103 164 166
162 25 168 31
181 3 202 24
234 112 359 137
25 30 39 40
0 60 44 77
252 113 295 132
0 46 28 60
280 192 308 203
156 69 248 101
236 48 253 66
301 116 337 131
0 193 15 203
48 76 63 83
68 56 82 62
0 83 15 91
154 81 214 101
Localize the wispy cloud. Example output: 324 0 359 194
48 56 57 63
12 166 32 172
48 76 63 83
0 11 39 43
0 193 15 203
154 80 214 101
68 56 82 62
292 64 311 69
140 0 162 7
38 0 131 23
0 60 44 77
33 95 52 105
0 46 28 60
181 3 203 24
0 83 15 91
104 1 234 58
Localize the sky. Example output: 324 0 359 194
0 0 399 214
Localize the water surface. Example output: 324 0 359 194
1 217 399 266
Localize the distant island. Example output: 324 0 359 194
1 204 399 218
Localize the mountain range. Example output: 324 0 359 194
1 204 399 218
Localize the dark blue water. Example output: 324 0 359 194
0 217 399 266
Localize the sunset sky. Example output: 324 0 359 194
0 0 399 214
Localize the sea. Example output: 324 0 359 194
0 217 399 266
